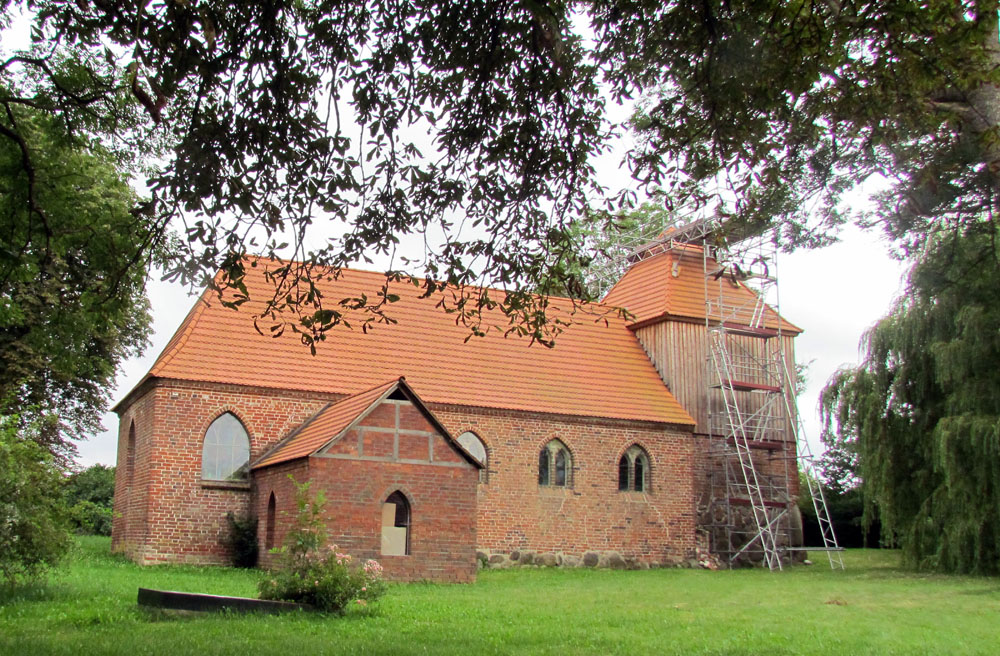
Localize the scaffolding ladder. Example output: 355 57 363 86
700 230 842 570
617 215 843 569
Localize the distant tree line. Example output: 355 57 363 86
65 464 116 537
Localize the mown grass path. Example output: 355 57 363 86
1 538 997 655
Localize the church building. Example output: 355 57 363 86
111 243 799 582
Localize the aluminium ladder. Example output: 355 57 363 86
701 232 842 570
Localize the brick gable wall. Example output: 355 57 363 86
254 398 479 582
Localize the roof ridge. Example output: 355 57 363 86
248 256 615 312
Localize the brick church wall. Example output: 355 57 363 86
112 379 334 565
254 399 479 582
430 404 698 565
111 387 156 556
114 379 697 570
251 459 309 561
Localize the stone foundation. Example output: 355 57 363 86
476 548 710 570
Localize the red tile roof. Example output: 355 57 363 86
136 261 695 426
603 247 801 333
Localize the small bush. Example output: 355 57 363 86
224 512 259 568
258 478 386 613
259 547 386 613
69 500 113 536
0 417 72 584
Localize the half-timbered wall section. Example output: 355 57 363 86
254 396 480 583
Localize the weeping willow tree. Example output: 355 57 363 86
821 227 1000 574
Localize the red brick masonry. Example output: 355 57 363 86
254 398 479 583
113 378 697 577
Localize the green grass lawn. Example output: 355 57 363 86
1 538 998 655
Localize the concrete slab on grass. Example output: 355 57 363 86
137 588 313 614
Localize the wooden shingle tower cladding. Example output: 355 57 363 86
603 245 801 437
603 241 809 568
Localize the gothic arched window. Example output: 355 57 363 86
538 439 572 487
618 445 650 492
201 413 251 481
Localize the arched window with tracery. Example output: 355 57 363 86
618 445 650 492
201 412 251 481
457 431 488 482
538 439 572 487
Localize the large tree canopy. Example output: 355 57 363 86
2 0 618 347
0 98 155 458
5 1 994 348
620 1 1000 253
3 2 999 346
821 226 1000 574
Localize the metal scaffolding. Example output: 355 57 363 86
627 217 843 570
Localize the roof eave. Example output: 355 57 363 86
110 374 157 414
625 311 803 336
250 400 334 469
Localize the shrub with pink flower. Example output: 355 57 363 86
258 478 387 614
363 559 383 577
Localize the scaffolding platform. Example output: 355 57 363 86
785 546 845 552
725 438 787 451
728 497 788 509
716 379 783 393
719 322 780 339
